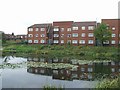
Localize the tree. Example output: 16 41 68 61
94 23 112 46
0 31 6 44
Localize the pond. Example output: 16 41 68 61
1 55 120 89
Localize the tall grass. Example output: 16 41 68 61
96 76 120 89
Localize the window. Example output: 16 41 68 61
111 40 115 44
61 34 64 37
112 34 116 37
88 68 93 72
67 40 71 44
40 70 45 73
35 69 38 73
34 40 38 43
36 28 39 31
103 40 109 44
28 28 33 31
54 28 59 31
72 26 78 30
41 40 45 43
35 34 38 37
112 27 115 30
88 40 94 44
88 74 92 79
88 33 94 37
81 67 85 72
54 40 59 43
61 28 64 32
72 33 78 37
53 70 58 74
67 34 71 37
67 28 71 31
81 26 85 30
111 68 115 72
41 34 45 37
21 36 23 38
111 62 115 65
28 34 33 37
61 40 64 43
28 40 32 43
72 40 78 44
54 34 59 37
81 33 85 37
88 26 94 30
79 40 85 44
41 28 45 31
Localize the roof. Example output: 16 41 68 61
28 23 52 28
73 21 97 26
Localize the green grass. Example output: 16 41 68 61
43 85 64 90
2 44 120 61
96 76 120 89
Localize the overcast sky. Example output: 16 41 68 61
0 0 119 35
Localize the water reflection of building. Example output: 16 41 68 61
27 57 71 64
27 57 120 81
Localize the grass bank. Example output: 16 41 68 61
3 44 120 61
96 76 120 89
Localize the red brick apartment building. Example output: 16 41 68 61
27 24 52 44
102 19 120 46
27 19 120 46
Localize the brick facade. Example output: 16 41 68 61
27 19 120 46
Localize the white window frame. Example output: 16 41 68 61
67 34 71 37
72 26 78 30
112 27 115 30
54 34 59 37
41 34 45 37
72 40 78 44
61 40 64 44
53 40 59 43
103 40 109 44
88 33 94 37
81 26 85 30
28 34 33 37
36 28 39 31
81 33 85 37
28 40 32 43
67 28 71 31
79 40 85 44
34 40 38 43
54 28 59 31
88 40 94 44
61 28 64 32
28 28 33 31
111 40 116 44
35 34 38 37
72 33 78 37
88 26 94 30
41 39 45 43
61 34 64 37
41 28 45 31
112 34 116 37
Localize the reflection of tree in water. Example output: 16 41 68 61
94 62 112 79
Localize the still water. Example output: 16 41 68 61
1 55 120 89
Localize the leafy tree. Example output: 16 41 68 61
94 23 112 46
0 31 6 44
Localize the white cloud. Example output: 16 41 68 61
0 0 119 34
